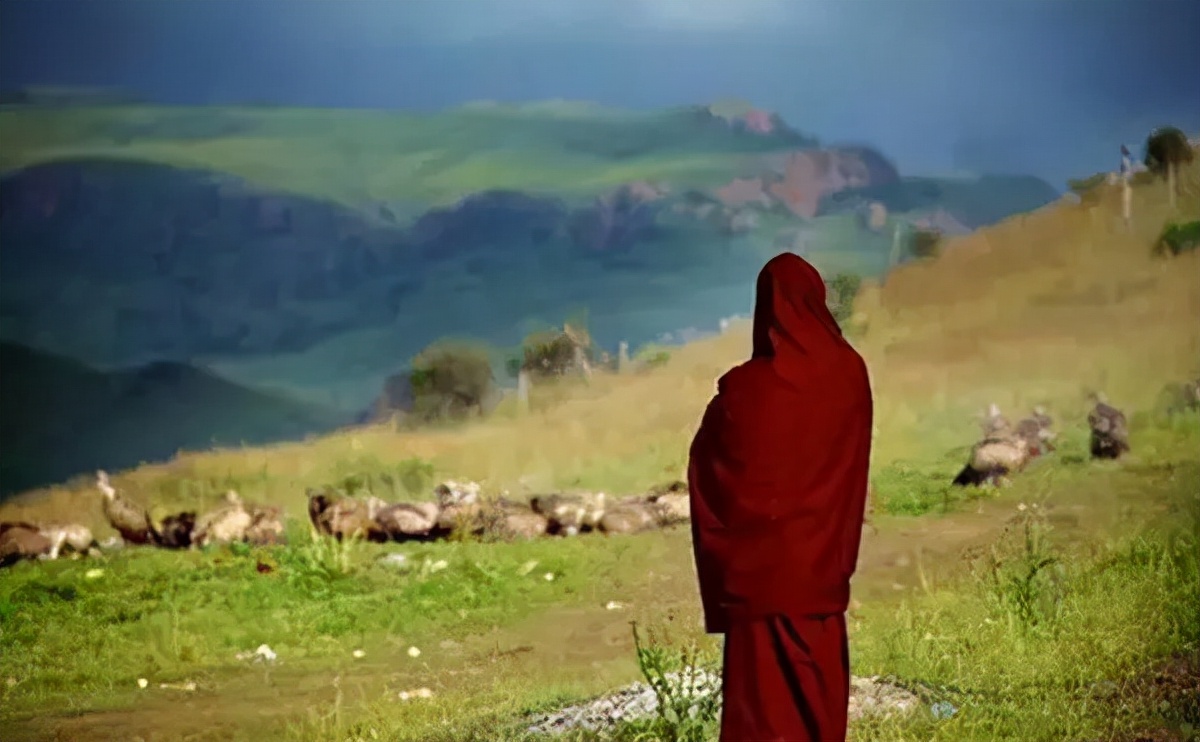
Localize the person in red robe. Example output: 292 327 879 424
688 253 874 742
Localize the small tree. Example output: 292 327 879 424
513 324 595 380
408 340 496 423
1144 126 1195 209
826 272 862 326
908 226 943 260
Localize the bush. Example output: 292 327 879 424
827 272 863 325
908 226 943 260
512 325 594 380
1143 126 1195 176
407 340 496 423
1154 220 1200 257
1067 172 1107 196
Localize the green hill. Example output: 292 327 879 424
0 341 349 498
0 100 1062 457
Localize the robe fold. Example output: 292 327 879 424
688 253 873 742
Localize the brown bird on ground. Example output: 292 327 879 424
529 492 606 536
154 511 197 549
307 488 382 541
96 470 158 545
246 504 286 546
192 491 253 547
647 492 690 526
1014 405 1057 458
492 499 550 541
0 522 52 567
1087 392 1130 460
599 498 658 535
952 433 1030 487
374 501 441 541
38 523 98 560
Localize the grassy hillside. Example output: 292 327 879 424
0 103 812 208
0 342 349 498
3 145 1196 522
0 149 1197 742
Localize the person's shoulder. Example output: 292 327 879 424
717 358 772 394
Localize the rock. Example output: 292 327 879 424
714 178 773 209
764 147 900 219
526 672 921 735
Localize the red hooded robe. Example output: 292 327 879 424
688 253 874 742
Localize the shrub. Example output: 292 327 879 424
827 272 863 326
513 325 594 380
407 340 496 423
1154 220 1200 257
908 226 943 260
1143 126 1195 177
1067 172 1107 196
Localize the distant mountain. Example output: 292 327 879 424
0 342 349 498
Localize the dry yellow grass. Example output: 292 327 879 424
3 156 1198 532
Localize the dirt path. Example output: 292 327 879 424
15 471 1165 741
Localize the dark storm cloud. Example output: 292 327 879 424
2 0 1197 185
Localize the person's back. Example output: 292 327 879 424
688 252 874 742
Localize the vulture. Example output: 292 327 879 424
980 402 1013 439
485 499 549 541
647 492 690 527
154 511 197 549
435 500 484 537
373 501 441 541
96 470 159 545
1087 392 1130 460
529 492 607 537
952 434 1030 487
192 491 253 547
1014 405 1057 458
0 522 52 567
246 504 286 546
307 488 382 541
599 498 658 535
434 480 481 508
39 523 97 560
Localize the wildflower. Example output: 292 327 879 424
352 649 366 659
137 678 149 689
543 572 556 582
407 646 421 658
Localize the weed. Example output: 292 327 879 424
625 615 722 742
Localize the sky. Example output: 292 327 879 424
2 0 1198 186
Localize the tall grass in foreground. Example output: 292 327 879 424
605 464 1200 742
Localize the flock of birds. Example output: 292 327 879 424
0 474 692 568
950 392 1131 488
0 388 1167 570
